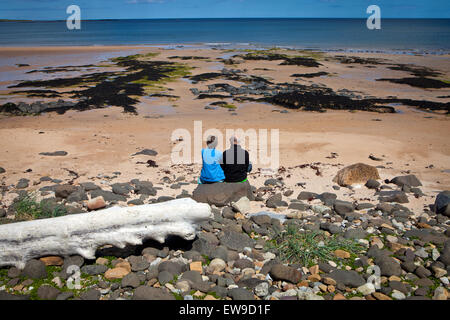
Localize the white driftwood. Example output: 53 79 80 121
0 198 212 269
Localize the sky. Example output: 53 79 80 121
0 0 449 20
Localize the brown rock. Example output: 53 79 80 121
332 163 380 187
372 292 392 300
333 293 347 300
323 277 337 286
115 261 131 273
308 274 321 282
104 267 130 280
270 264 302 283
334 250 351 259
39 256 64 266
190 261 203 274
88 196 106 210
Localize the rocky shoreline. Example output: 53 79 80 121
0 162 448 301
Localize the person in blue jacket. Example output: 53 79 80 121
199 135 225 184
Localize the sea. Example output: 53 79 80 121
0 18 449 54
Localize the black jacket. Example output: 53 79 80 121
220 144 251 183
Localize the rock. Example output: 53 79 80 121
22 259 47 279
104 267 129 280
39 256 64 266
129 256 150 272
288 202 309 211
390 175 422 188
132 149 158 156
391 290 406 300
206 258 225 273
432 287 448 300
16 178 30 189
326 270 365 288
365 179 380 189
228 288 254 300
317 192 337 206
234 259 254 269
158 261 187 275
232 197 250 214
264 179 283 187
254 282 269 297
133 286 175 300
297 291 325 300
0 167 5 174
158 271 174 285
344 228 368 240
80 289 101 300
192 181 254 207
372 292 392 300
379 191 409 204
297 192 318 201
266 193 283 208
270 264 302 283
37 285 60 300
8 267 21 278
376 256 402 277
89 189 126 202
81 264 108 275
333 250 350 259
415 266 432 278
334 200 355 216
56 292 74 300
434 191 450 216
111 183 134 196
80 182 100 191
176 280 191 293
86 196 106 211
133 180 157 196
250 214 272 226
181 270 203 284
39 151 68 157
219 230 254 251
332 163 380 187
54 185 78 198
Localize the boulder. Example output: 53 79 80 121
332 163 380 187
390 175 422 188
434 191 450 217
192 181 254 207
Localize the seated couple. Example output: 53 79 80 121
199 135 252 184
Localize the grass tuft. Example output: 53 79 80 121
266 225 363 267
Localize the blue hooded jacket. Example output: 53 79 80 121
200 148 225 183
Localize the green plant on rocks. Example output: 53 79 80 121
14 193 67 221
266 225 363 267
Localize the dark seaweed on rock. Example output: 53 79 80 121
334 56 387 65
291 72 329 78
239 52 321 67
387 64 442 77
186 72 223 82
167 56 209 60
8 72 116 89
5 55 190 114
266 90 396 113
376 77 450 89
13 89 61 98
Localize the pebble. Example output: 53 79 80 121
391 290 406 300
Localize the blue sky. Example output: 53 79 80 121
1 0 449 20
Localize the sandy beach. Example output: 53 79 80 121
0 45 449 202
0 34 449 304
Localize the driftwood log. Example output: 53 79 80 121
0 198 212 269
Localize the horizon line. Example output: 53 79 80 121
1 17 450 22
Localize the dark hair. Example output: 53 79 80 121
206 135 216 146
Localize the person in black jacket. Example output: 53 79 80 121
220 136 252 183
